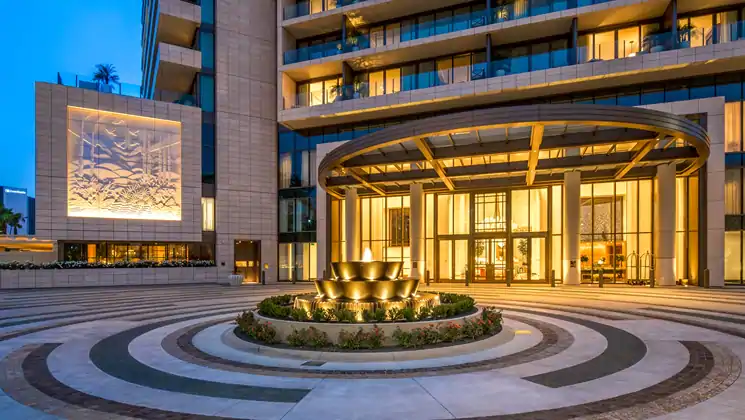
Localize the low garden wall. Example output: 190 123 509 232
0 266 221 289
252 308 484 346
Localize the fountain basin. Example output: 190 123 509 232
330 261 402 281
314 278 419 301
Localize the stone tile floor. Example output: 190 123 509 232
0 283 743 419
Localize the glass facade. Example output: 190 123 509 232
279 242 318 281
61 242 214 263
328 174 700 285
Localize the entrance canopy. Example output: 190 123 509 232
318 104 710 198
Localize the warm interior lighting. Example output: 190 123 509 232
362 247 374 262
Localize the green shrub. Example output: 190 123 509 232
439 322 462 342
412 324 439 346
311 308 328 322
401 307 416 322
461 319 483 340
481 306 503 335
240 321 278 344
235 311 255 331
286 328 308 347
392 327 414 348
257 295 294 319
366 325 384 349
362 308 387 323
290 308 309 321
387 307 404 321
329 308 356 323
338 328 367 350
417 306 432 321
306 327 331 348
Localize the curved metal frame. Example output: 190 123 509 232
318 104 710 195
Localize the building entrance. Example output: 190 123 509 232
473 238 507 282
234 240 260 284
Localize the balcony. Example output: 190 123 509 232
279 23 745 128
155 0 201 47
54 72 198 106
154 43 202 93
282 0 616 66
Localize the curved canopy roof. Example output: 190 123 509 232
318 104 710 198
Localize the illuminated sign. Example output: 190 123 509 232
66 106 182 221
4 189 26 195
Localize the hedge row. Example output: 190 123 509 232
0 260 216 270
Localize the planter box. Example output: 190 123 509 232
0 267 220 289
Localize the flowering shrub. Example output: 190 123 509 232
0 260 215 270
338 328 368 350
439 322 462 342
287 327 332 348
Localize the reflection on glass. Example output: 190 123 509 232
513 238 529 280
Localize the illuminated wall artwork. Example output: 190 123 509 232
67 106 182 221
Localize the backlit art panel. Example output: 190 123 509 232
67 106 182 220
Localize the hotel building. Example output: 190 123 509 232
21 0 745 287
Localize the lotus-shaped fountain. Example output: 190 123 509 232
294 249 439 318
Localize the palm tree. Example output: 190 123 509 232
0 206 13 235
92 64 120 87
7 212 25 236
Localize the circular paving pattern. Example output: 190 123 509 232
0 284 744 419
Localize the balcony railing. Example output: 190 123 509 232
283 0 613 64
282 22 745 110
283 0 368 21
53 72 199 107
284 34 370 65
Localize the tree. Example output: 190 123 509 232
7 212 25 236
92 64 120 86
0 206 13 235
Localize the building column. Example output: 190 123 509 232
655 163 677 286
344 188 360 262
409 184 425 280
563 171 581 285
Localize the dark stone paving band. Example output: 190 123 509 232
89 311 309 403
6 343 232 420
164 314 573 379
0 303 250 342
5 340 734 420
464 341 725 420
512 308 648 388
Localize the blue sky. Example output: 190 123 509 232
0 0 143 197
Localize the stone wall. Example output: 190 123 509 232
34 82 203 244
0 267 220 289
214 0 279 282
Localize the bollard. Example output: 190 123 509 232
704 268 710 288
649 268 655 288
507 270 512 287
261 270 266 285
598 268 604 288
426 270 431 287
323 269 326 279
465 269 470 287
292 269 296 284
550 270 556 288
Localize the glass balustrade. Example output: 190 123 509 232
53 72 198 107
283 20 745 110
284 0 614 64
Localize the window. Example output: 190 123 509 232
389 208 411 246
201 197 215 231
279 153 292 188
617 27 639 58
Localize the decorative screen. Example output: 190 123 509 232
67 106 182 220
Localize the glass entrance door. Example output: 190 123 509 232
512 236 546 281
474 238 507 282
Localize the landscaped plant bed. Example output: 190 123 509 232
0 260 216 270
256 292 477 324
233 306 502 350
